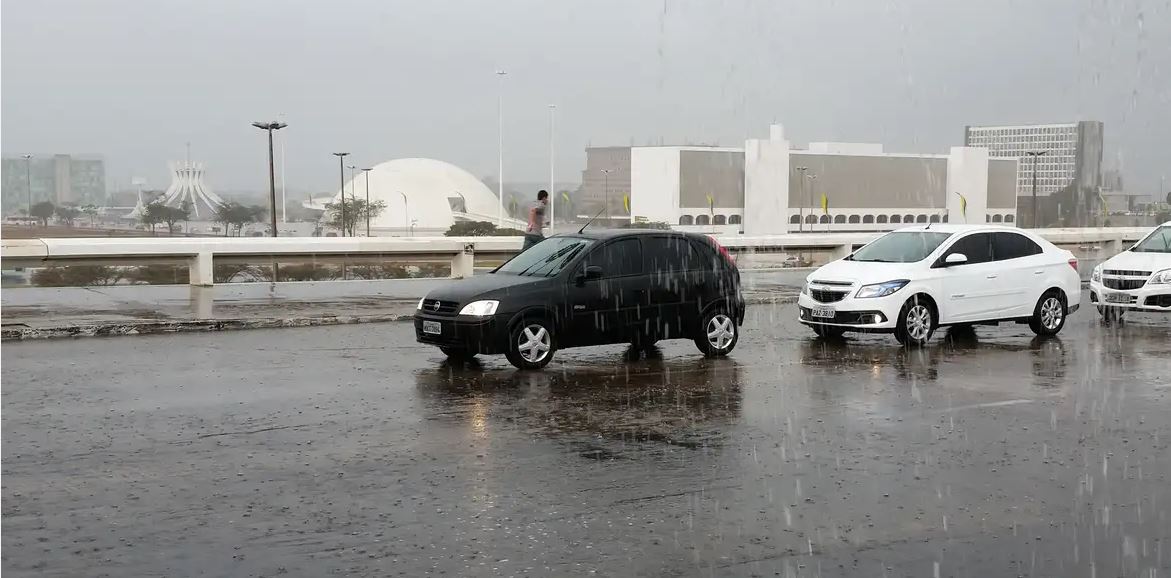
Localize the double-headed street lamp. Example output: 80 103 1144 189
332 152 349 236
1025 150 1049 228
361 167 372 236
252 121 287 237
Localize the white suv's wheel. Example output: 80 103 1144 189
894 296 935 347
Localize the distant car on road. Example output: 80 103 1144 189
1089 221 1171 320
415 230 745 369
798 225 1081 345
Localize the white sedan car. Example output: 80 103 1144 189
1089 221 1171 320
798 225 1082 345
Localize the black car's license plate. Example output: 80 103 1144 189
422 320 442 335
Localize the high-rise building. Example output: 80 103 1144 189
1 154 106 213
963 121 1103 226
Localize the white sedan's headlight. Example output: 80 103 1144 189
1148 269 1171 285
417 297 426 310
1091 266 1101 282
459 300 500 316
856 280 909 299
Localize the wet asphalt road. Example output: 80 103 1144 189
3 300 1169 577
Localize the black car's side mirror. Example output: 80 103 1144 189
576 266 603 285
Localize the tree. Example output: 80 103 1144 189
323 197 387 236
80 204 100 227
55 204 82 227
158 203 190 235
29 201 55 227
141 201 167 235
444 220 525 237
214 202 264 236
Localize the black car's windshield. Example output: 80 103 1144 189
849 231 953 263
495 237 594 277
1131 226 1170 253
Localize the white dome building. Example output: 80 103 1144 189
322 158 525 235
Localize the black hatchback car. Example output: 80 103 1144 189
414 230 745 369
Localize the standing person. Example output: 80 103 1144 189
523 190 549 251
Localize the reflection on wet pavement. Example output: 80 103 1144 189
2 300 1168 576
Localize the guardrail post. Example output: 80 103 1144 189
1108 237 1124 253
451 243 475 278
189 252 213 286
831 244 853 261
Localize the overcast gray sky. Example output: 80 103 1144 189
3 0 1169 195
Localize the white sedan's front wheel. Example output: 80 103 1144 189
1029 291 1067 336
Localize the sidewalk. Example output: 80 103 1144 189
2 273 801 341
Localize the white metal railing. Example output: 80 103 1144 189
1 227 1151 286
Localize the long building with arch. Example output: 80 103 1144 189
624 124 1018 235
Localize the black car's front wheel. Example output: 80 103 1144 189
695 309 739 357
505 318 556 370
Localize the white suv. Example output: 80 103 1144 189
798 225 1082 345
1089 222 1171 320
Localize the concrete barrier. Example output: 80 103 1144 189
0 227 1152 286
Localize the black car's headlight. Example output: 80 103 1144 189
855 280 909 299
459 300 500 316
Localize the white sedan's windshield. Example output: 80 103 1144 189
849 232 953 263
1131 226 1170 253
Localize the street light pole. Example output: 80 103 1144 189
548 103 556 232
496 69 507 227
1026 150 1048 228
807 173 818 229
22 154 32 217
347 164 358 236
332 152 349 236
600 169 612 222
361 168 372 236
251 121 287 237
278 112 287 224
795 166 808 232
399 191 409 236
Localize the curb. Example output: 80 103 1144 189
1 295 797 342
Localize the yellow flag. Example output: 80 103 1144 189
622 194 630 213
561 190 571 203
954 192 968 220
820 193 828 215
706 194 714 209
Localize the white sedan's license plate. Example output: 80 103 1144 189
812 307 835 319
422 320 442 335
1104 292 1129 303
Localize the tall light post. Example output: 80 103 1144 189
21 154 32 217
794 166 808 232
361 167 372 236
251 121 287 237
496 69 507 227
1026 150 1048 228
332 152 349 236
278 112 287 223
548 103 556 232
347 164 358 235
807 173 818 230
399 191 409 236
600 169 612 221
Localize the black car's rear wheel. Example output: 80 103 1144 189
505 318 556 370
695 308 738 357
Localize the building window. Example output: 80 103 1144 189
679 215 694 226
713 214 727 225
833 215 846 224
862 215 875 224
877 215 888 224
890 214 901 224
992 214 1003 223
696 214 710 226
728 214 741 225
819 215 830 224
986 214 991 222
789 215 801 224
848 215 861 224
915 214 928 223
805 214 818 224
929 214 941 223
942 214 949 223
905 214 915 223
1005 214 1014 223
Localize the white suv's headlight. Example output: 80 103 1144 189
459 300 500 316
856 280 909 299
1091 265 1102 282
1149 269 1171 285
801 282 809 295
417 297 426 310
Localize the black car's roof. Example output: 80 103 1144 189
560 228 706 241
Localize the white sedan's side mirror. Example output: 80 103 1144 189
944 253 968 266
